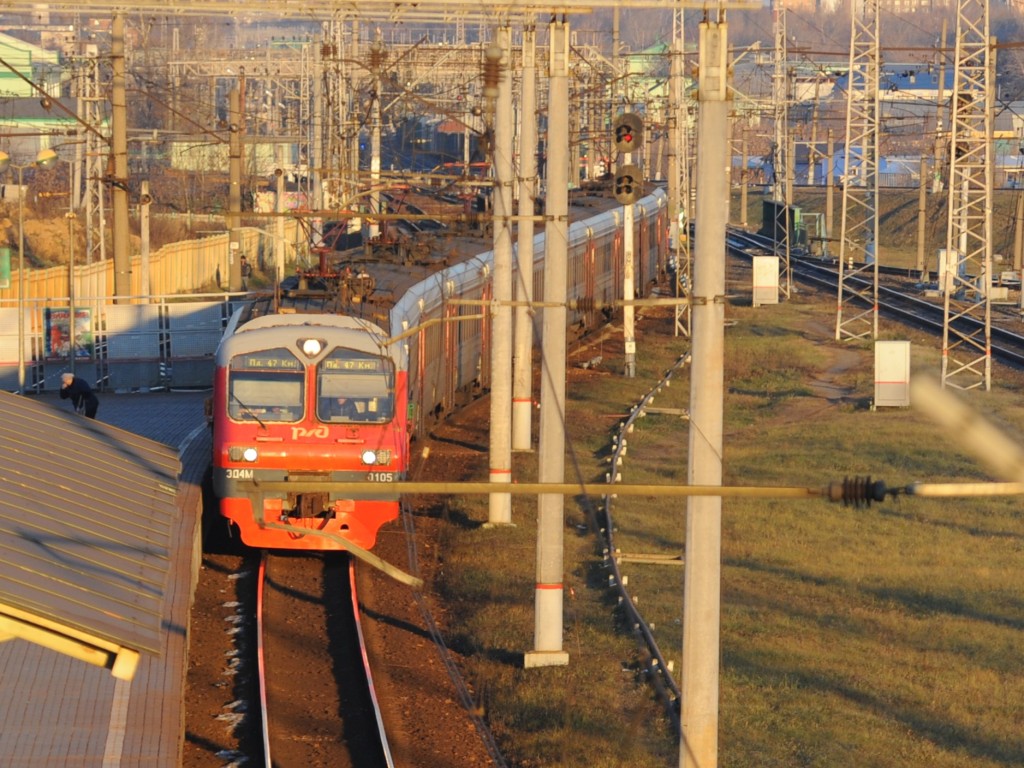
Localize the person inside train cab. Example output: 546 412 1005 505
60 372 99 419
325 396 360 420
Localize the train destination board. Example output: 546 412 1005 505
322 358 385 372
232 350 302 370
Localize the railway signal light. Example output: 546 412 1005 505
614 163 644 205
613 112 644 154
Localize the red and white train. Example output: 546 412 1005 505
211 312 408 552
210 187 668 554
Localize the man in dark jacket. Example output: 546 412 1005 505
60 372 99 419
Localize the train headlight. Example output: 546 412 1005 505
300 338 323 357
229 446 259 462
360 449 391 466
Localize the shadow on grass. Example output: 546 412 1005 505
445 631 522 667
879 504 1024 543
413 496 487 531
724 647 1024 766
862 583 1024 632
730 551 1024 637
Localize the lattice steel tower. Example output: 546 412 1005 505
772 0 792 299
669 9 692 337
835 0 880 341
941 0 992 391
73 45 107 267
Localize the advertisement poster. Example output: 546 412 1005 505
45 308 94 359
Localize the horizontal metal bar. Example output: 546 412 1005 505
905 481 1024 497
447 297 692 309
249 480 828 499
241 479 1024 502
615 554 684 566
8 1 760 16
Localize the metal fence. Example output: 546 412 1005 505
0 221 300 304
0 221 301 392
0 296 252 393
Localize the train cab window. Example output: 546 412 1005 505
228 347 305 423
316 348 395 424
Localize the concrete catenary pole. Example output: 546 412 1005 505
668 37 681 255
140 179 150 300
740 134 748 228
615 7 636 378
488 27 514 525
513 25 538 452
623 198 636 377
111 14 131 301
228 87 243 293
524 17 570 669
275 155 286 284
1007 179 1024 278
933 18 949 194
680 15 729 768
808 85 820 185
1013 189 1024 276
67 186 76 375
917 155 928 279
311 42 323 214
369 36 383 242
825 129 835 256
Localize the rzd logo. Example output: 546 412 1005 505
291 425 329 439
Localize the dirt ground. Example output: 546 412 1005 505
0 212 76 266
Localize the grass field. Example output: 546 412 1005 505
434 266 1024 767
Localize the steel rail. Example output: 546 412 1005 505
256 553 272 768
348 558 397 768
256 553 394 767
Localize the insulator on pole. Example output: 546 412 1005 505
827 476 888 506
482 43 502 100
368 40 386 71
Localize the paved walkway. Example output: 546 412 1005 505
50 388 213 448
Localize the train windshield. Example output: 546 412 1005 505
228 347 305 423
316 347 395 424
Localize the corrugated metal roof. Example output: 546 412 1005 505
0 390 179 657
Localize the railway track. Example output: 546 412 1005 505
726 227 1024 369
190 186 666 765
257 552 393 768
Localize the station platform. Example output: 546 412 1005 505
0 388 211 767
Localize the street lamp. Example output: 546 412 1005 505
0 148 58 393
